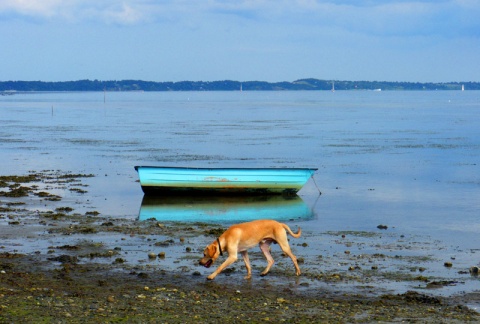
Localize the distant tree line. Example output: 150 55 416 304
1 78 478 92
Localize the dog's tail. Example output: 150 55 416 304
282 223 301 238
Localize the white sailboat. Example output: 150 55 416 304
331 81 335 92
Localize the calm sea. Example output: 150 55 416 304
1 90 479 249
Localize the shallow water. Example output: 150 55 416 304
1 90 480 295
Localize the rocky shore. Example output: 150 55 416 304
1 171 479 322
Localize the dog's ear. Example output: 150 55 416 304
208 244 217 258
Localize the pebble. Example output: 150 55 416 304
148 252 157 259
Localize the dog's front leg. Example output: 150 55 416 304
240 251 252 279
207 255 237 280
259 241 275 276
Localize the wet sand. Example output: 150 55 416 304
1 171 479 322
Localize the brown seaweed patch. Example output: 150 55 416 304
0 252 26 259
381 291 443 305
40 211 67 220
59 173 94 178
70 188 88 194
0 206 15 212
6 201 26 206
53 241 120 259
48 225 98 234
34 191 62 201
54 245 80 250
0 186 32 197
0 174 40 185
35 191 52 197
204 227 226 237
326 230 379 238
56 207 74 213
0 171 94 201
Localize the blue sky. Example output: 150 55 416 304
1 0 479 82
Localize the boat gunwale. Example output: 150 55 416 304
134 166 318 172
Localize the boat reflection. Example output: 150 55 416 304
138 195 314 223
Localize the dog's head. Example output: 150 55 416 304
199 241 220 268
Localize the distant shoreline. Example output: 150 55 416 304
1 78 479 92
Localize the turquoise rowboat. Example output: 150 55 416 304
134 166 317 195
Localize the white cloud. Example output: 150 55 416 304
0 0 67 17
100 3 146 24
0 0 149 24
1 0 479 36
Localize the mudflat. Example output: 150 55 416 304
1 171 479 322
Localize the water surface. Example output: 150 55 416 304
1 90 479 274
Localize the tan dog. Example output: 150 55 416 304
199 219 302 280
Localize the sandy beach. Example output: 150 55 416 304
1 171 479 322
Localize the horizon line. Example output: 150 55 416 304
1 78 477 84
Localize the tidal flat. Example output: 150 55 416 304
1 171 479 323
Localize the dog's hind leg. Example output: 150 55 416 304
277 240 301 276
241 251 252 279
259 240 275 276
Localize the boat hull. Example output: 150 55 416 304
134 166 317 195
